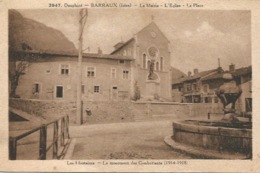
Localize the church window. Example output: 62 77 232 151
156 62 159 71
87 66 96 77
147 60 151 69
123 70 129 79
160 57 164 71
142 54 146 69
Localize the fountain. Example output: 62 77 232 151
165 73 252 159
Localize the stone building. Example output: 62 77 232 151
111 21 172 101
9 10 172 102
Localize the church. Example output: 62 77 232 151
9 10 172 102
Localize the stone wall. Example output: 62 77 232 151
132 101 223 120
9 98 76 119
9 99 224 124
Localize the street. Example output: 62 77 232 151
70 120 192 159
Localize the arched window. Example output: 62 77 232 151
147 60 151 70
143 54 146 69
156 62 159 71
160 57 164 71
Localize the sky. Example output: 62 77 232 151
18 9 251 74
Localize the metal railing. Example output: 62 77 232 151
9 115 70 160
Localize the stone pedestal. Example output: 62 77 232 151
143 80 160 100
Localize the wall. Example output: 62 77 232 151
132 102 223 120
16 56 132 101
9 99 136 124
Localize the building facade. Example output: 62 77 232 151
10 10 172 102
172 65 252 112
111 22 172 101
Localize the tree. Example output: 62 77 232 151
9 43 33 98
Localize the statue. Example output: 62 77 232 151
215 73 242 122
148 60 158 80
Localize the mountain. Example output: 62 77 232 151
170 67 187 84
9 10 77 54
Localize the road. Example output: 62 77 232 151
70 120 192 159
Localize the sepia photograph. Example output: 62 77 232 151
1 0 260 172
8 8 252 160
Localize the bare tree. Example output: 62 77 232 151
9 43 33 98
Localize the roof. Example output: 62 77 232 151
12 50 134 61
110 38 134 54
184 69 219 82
111 21 170 55
9 10 77 54
201 66 252 81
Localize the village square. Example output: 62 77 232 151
8 9 252 160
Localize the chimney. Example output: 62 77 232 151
188 71 192 77
229 64 235 72
194 69 199 75
98 47 102 54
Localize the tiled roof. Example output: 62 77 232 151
110 38 134 54
201 66 252 81
184 69 219 82
13 50 134 61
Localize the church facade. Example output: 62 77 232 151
10 10 172 102
111 22 172 101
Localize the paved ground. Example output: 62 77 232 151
70 120 192 159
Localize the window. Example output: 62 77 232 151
119 60 125 64
156 62 159 71
32 83 41 94
60 64 69 75
87 66 96 77
147 60 151 69
193 84 197 91
111 68 116 79
160 57 164 71
142 54 146 69
123 70 129 79
186 84 192 91
123 50 127 56
203 85 208 92
56 86 63 98
94 86 100 93
81 85 85 94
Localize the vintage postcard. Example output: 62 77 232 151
0 0 260 172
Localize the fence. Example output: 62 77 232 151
9 115 70 160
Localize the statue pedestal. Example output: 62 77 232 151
143 80 160 101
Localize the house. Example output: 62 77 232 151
172 64 252 113
9 10 172 101
173 67 223 103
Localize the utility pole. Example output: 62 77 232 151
76 9 88 125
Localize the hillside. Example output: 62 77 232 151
9 10 77 54
171 67 186 84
